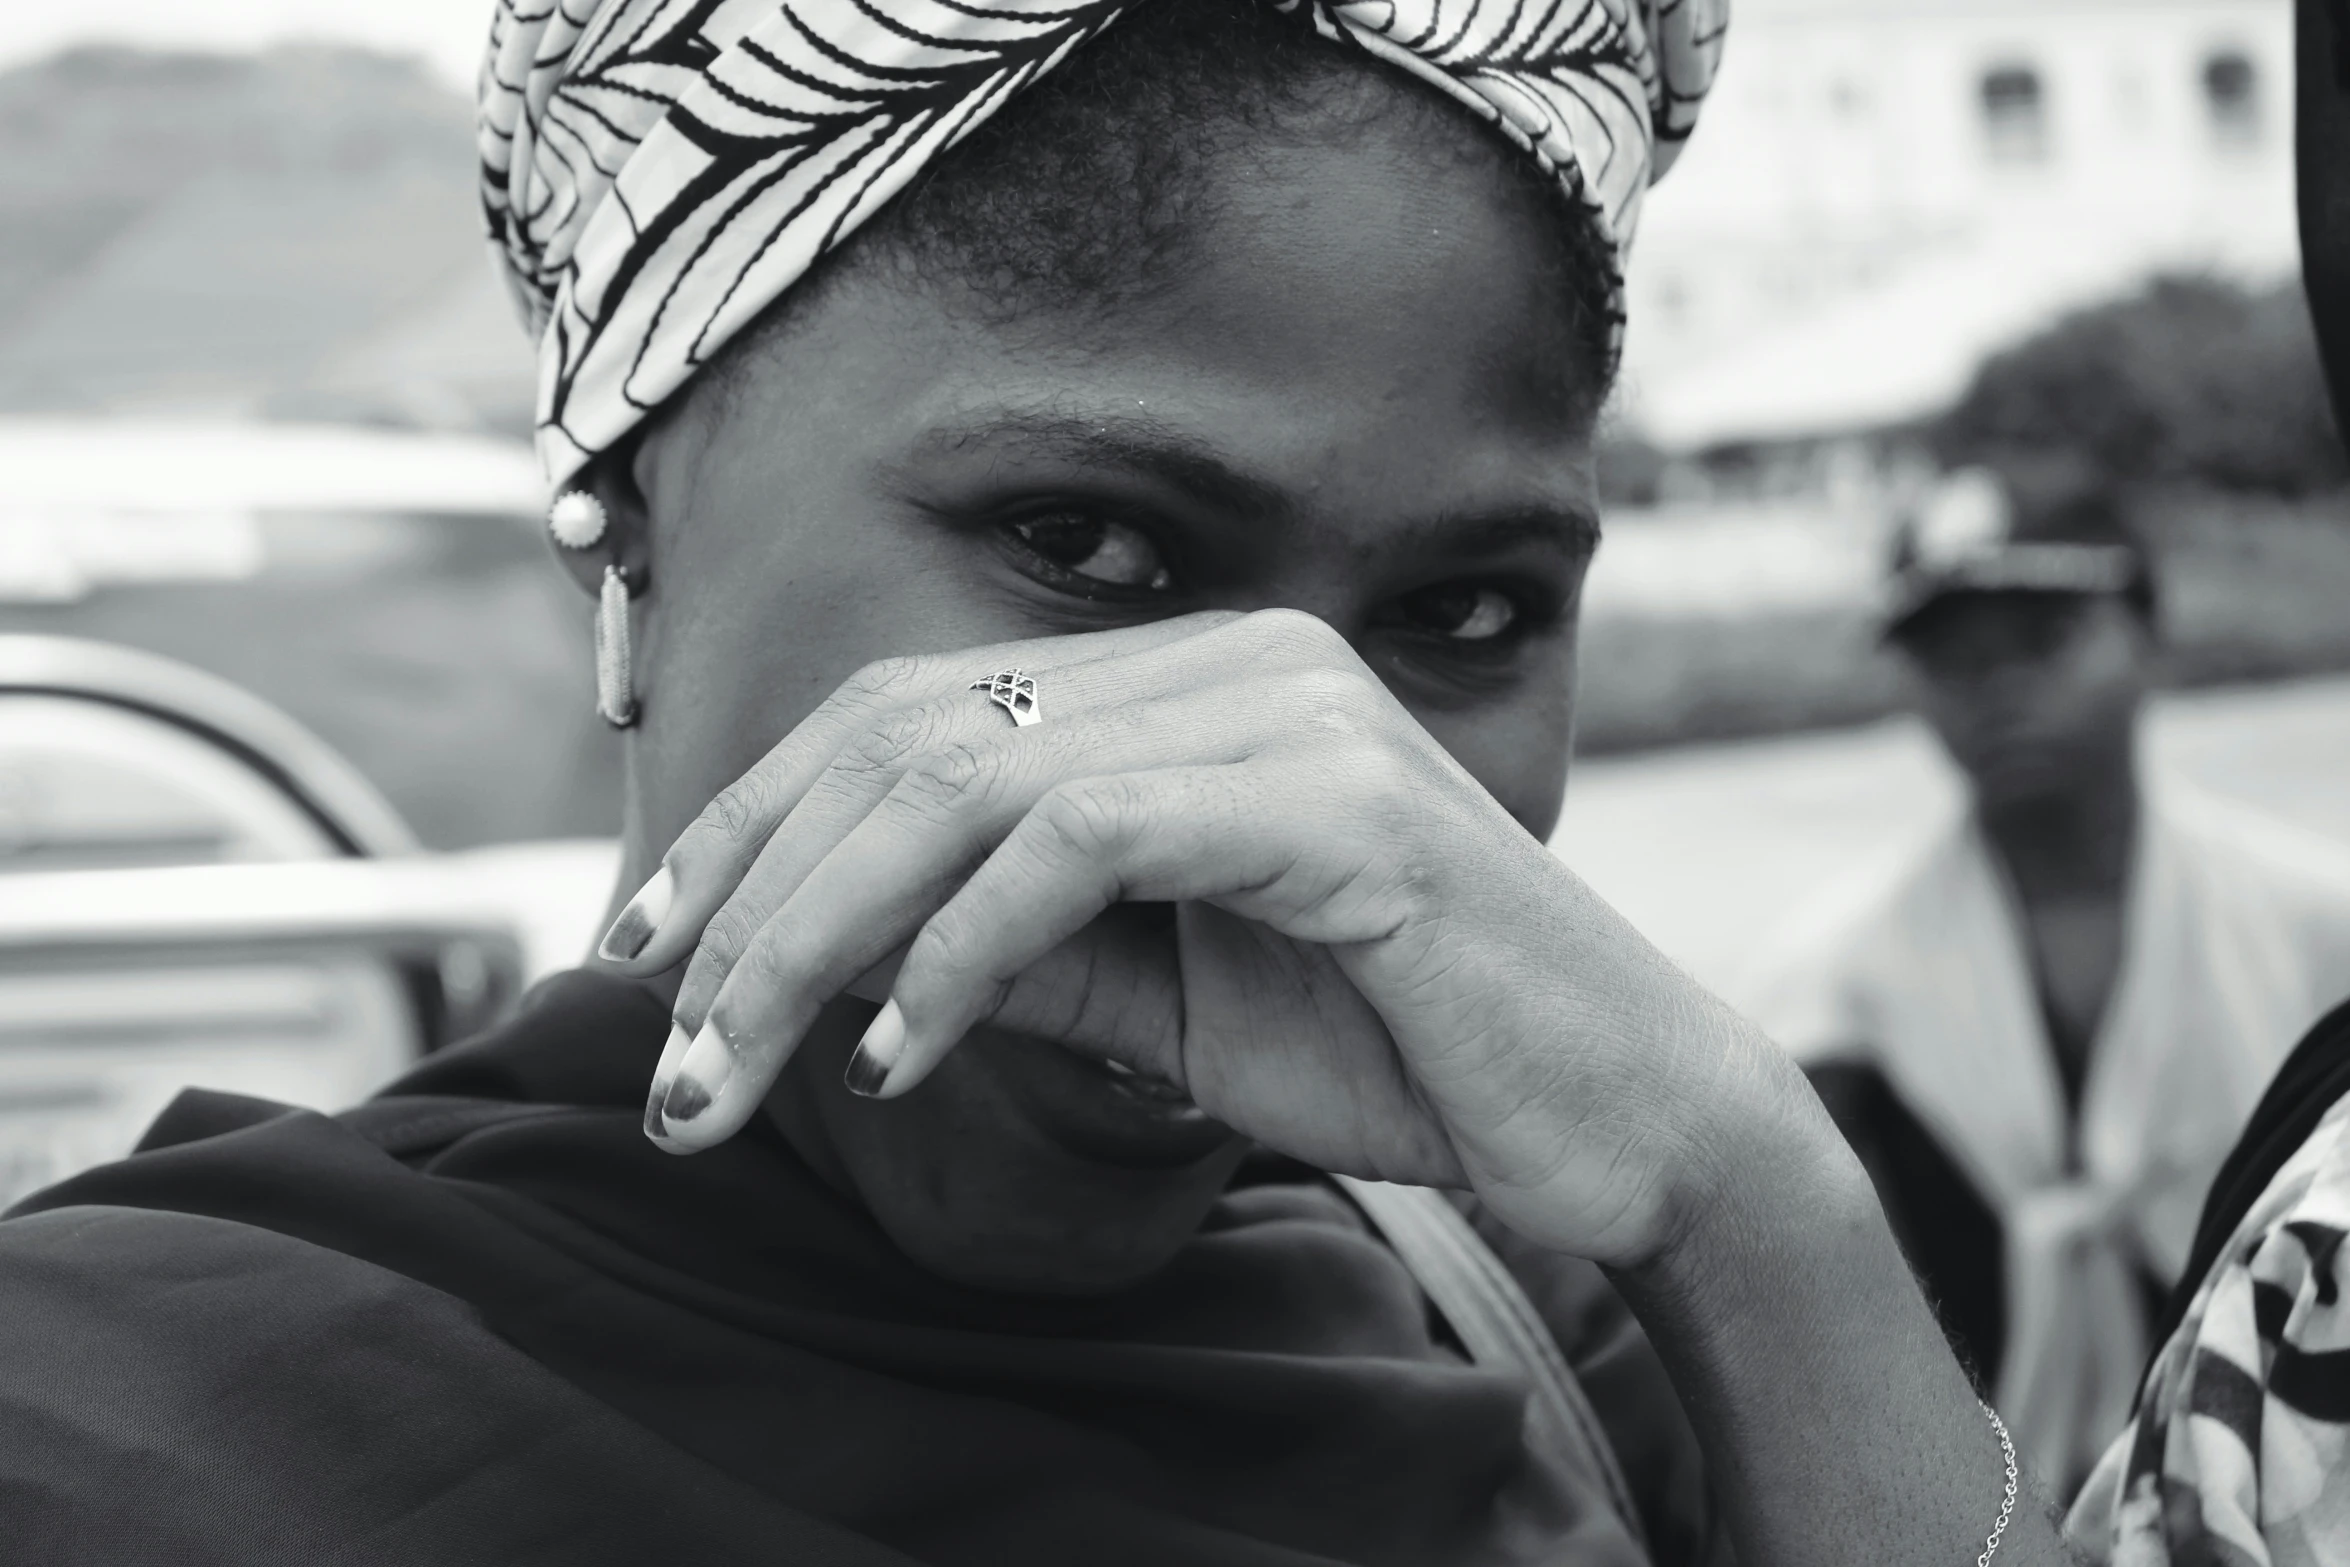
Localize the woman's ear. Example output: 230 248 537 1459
546 439 654 601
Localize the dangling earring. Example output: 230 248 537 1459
596 564 638 729
548 490 637 728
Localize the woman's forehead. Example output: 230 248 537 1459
1145 130 1604 424
703 124 1601 532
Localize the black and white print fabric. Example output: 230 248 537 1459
2067 1090 2350 1566
479 0 1729 483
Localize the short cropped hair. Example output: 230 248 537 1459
710 0 1619 420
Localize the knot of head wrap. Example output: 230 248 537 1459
480 0 1728 485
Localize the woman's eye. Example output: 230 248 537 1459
1011 514 1173 591
1398 583 1519 641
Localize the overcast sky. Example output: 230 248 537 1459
0 0 491 87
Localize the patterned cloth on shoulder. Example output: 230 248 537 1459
2067 1091 2350 1565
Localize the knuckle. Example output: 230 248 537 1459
1035 777 1141 860
844 704 943 776
1360 850 1443 931
910 907 991 981
1291 664 1368 713
1346 732 1428 807
842 653 928 706
731 920 807 991
1247 607 1348 662
697 900 762 967
898 741 997 814
1287 667 1382 742
1392 851 1442 902
705 769 778 843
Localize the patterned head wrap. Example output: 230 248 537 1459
481 0 1729 484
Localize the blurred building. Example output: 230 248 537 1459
1622 0 2294 451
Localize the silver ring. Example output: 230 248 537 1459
971 668 1041 728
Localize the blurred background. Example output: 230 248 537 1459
0 0 2343 1201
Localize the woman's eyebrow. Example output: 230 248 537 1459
913 409 1597 557
915 409 1294 522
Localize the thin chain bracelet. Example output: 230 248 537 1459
1978 1401 2019 1567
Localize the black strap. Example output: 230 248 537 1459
1337 1176 1648 1553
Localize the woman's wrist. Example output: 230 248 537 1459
1480 945 1838 1275
1620 1022 1868 1299
1590 1028 2072 1567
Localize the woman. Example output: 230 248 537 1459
0 0 2074 1562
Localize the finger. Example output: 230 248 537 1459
662 689 982 1034
977 902 1186 1070
664 639 1282 1036
617 607 1348 977
597 653 927 973
838 904 1186 1046
846 764 1392 1098
649 701 1239 1149
652 754 1040 1150
647 913 1188 1153
600 613 1238 976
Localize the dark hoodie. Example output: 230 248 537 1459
0 972 1723 1567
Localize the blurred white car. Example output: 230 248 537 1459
0 420 618 1207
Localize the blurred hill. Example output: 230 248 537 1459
0 45 532 433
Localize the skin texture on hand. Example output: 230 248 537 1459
604 608 1734 1267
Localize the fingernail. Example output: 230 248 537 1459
600 863 675 962
662 1018 735 1126
844 1000 905 1098
643 1020 692 1141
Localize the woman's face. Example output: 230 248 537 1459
619 113 1602 1293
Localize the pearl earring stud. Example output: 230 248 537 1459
547 490 609 550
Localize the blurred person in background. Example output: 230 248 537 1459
1743 460 2350 1495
